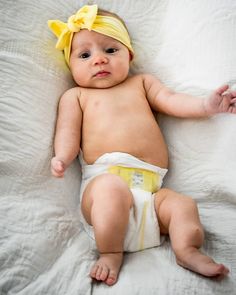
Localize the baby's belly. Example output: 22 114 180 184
82 130 169 168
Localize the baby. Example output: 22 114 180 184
48 5 235 286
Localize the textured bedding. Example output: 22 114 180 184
1 0 236 294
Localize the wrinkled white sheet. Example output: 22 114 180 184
1 0 236 294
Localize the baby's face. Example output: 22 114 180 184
69 29 131 88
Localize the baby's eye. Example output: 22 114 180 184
105 48 118 54
79 52 90 59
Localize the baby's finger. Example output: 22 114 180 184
222 92 232 101
216 84 229 95
230 90 236 98
230 97 236 103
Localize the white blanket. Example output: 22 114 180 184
1 0 236 294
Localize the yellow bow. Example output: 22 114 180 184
48 5 134 66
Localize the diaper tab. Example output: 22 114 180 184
108 166 160 193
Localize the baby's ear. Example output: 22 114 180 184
129 51 133 62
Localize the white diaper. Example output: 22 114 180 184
79 152 168 252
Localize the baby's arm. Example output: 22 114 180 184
51 87 82 177
143 74 236 117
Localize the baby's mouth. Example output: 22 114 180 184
94 70 110 78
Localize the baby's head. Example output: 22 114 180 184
48 5 134 88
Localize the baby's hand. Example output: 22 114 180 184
51 157 66 178
204 85 236 115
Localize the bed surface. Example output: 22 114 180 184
1 0 236 294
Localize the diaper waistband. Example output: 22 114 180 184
80 152 168 190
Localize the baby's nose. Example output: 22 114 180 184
93 54 108 65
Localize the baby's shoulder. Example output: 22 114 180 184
60 86 81 101
128 73 156 84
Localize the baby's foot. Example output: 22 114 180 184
176 247 229 278
51 157 66 177
90 252 123 286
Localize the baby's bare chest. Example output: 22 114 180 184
81 95 160 148
83 92 151 122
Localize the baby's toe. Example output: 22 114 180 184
99 265 109 281
90 264 99 280
105 269 118 286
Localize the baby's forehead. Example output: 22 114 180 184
72 30 121 48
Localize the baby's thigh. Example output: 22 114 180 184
81 173 134 223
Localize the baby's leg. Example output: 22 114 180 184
155 188 229 277
82 174 133 286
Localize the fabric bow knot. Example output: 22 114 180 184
67 5 97 32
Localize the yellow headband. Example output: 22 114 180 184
48 4 134 65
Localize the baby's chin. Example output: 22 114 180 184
75 73 129 89
77 77 128 89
